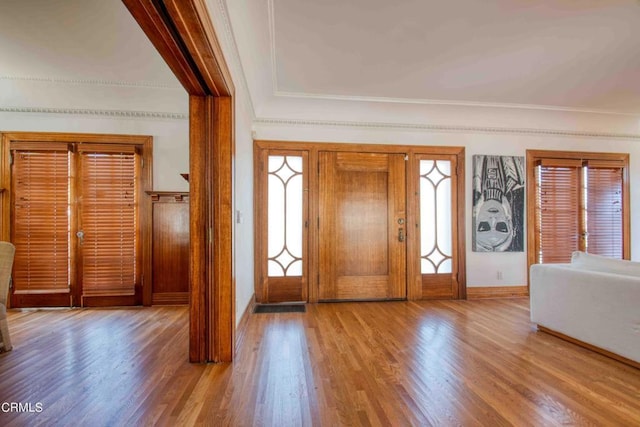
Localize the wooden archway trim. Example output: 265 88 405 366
123 0 235 363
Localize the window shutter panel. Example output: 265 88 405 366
80 151 137 296
586 166 623 259
12 150 70 293
536 164 580 263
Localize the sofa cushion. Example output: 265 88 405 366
571 251 640 277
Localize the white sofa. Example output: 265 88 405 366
530 251 640 366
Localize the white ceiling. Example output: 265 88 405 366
0 0 180 87
268 0 640 114
1 0 639 119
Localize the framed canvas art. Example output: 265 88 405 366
472 155 525 252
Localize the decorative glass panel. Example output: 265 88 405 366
420 160 452 274
267 156 303 277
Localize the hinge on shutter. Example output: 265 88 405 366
9 153 13 165
141 158 144 168
9 277 12 289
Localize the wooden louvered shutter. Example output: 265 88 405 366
585 161 624 259
535 159 581 264
78 144 137 297
11 144 71 294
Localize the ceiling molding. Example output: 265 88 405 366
212 0 256 117
0 106 187 120
0 75 181 89
265 2 640 117
267 0 278 94
273 91 640 117
253 117 640 140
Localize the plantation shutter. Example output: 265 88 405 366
11 143 71 293
536 159 581 264
585 161 624 259
79 144 137 296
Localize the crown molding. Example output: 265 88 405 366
0 106 187 120
253 117 640 140
274 91 640 117
267 0 278 94
212 0 256 118
0 75 182 89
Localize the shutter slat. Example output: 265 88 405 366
12 150 70 292
537 165 580 263
80 152 137 296
587 167 623 258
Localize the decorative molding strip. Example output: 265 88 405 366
0 75 182 89
152 292 189 305
213 0 256 118
235 294 256 352
267 0 279 94
274 90 640 117
0 106 187 120
253 117 640 140
467 285 529 299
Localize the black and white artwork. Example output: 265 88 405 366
472 155 525 252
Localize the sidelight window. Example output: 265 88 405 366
267 155 303 277
419 160 452 274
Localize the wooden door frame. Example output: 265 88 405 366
254 140 466 302
123 0 235 363
0 131 153 308
525 149 631 290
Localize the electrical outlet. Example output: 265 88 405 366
497 270 503 280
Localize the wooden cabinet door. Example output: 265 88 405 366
318 152 406 300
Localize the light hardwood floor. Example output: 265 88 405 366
0 299 638 426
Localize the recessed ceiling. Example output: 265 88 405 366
270 0 640 113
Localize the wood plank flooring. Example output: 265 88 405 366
0 299 639 426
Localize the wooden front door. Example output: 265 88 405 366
318 152 407 300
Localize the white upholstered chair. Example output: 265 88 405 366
0 241 16 353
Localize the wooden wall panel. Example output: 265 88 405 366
150 192 189 305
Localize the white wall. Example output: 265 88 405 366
232 89 256 324
206 0 256 326
252 119 640 288
0 110 189 192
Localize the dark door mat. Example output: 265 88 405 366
254 304 306 314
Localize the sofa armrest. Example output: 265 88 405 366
530 263 640 363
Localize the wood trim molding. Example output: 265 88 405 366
210 96 235 362
525 149 631 291
254 140 466 303
537 326 640 370
152 292 189 305
255 140 465 155
125 0 235 363
0 131 153 307
235 294 256 353
147 191 190 202
467 286 529 299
